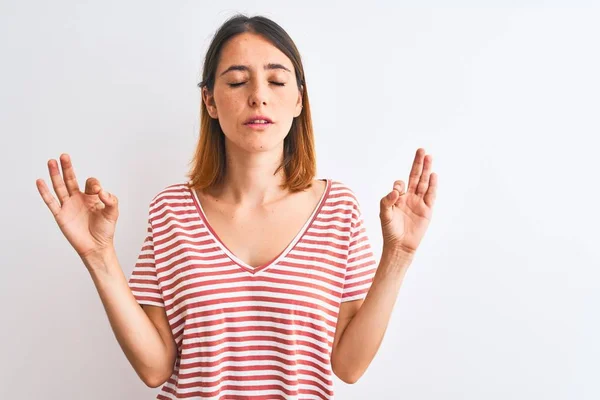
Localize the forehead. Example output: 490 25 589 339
217 32 294 73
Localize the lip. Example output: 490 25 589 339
244 121 272 130
244 115 273 124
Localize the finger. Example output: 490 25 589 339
85 177 102 195
424 172 438 207
393 181 406 205
393 180 405 195
416 154 433 196
48 159 69 206
59 154 81 195
407 148 425 194
36 179 61 218
99 189 119 222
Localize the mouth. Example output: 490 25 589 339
244 116 273 125
244 120 273 129
244 120 272 125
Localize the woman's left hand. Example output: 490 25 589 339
379 148 438 256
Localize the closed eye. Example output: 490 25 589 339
228 82 286 87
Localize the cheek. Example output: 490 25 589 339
284 88 301 108
214 93 244 122
216 92 238 111
280 86 296 100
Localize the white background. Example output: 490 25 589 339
1 0 599 399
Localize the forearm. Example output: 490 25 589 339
84 249 174 387
334 247 413 383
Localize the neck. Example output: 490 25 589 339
210 143 288 207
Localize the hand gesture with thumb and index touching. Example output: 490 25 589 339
379 148 438 256
36 153 120 262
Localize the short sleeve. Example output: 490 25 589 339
127 203 165 307
341 200 378 302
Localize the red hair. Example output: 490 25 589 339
186 14 316 193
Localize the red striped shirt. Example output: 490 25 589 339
128 179 378 399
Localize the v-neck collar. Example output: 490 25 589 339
189 179 331 276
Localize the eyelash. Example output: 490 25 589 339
228 82 286 88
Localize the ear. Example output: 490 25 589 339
294 85 303 118
202 87 218 119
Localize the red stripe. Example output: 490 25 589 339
127 180 375 399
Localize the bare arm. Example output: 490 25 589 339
84 249 177 388
36 154 177 388
330 247 413 383
332 146 437 383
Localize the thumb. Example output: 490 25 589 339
380 190 399 213
380 189 404 225
99 189 119 221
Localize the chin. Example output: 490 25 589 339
223 128 286 153
227 136 284 154
245 140 284 153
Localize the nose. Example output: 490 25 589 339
247 81 268 107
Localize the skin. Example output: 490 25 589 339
201 32 304 206
199 32 439 384
195 32 327 271
35 30 438 386
36 157 178 388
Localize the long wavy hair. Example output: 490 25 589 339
186 14 316 193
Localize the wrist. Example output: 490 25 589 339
377 246 413 281
382 244 415 263
81 247 118 273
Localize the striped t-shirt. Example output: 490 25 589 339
127 179 378 399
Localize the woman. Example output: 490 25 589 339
36 14 437 400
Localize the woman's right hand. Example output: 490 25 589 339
36 153 120 262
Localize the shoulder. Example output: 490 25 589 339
148 181 193 210
322 179 367 224
323 179 370 232
326 179 362 208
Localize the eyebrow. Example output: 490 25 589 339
219 63 291 76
